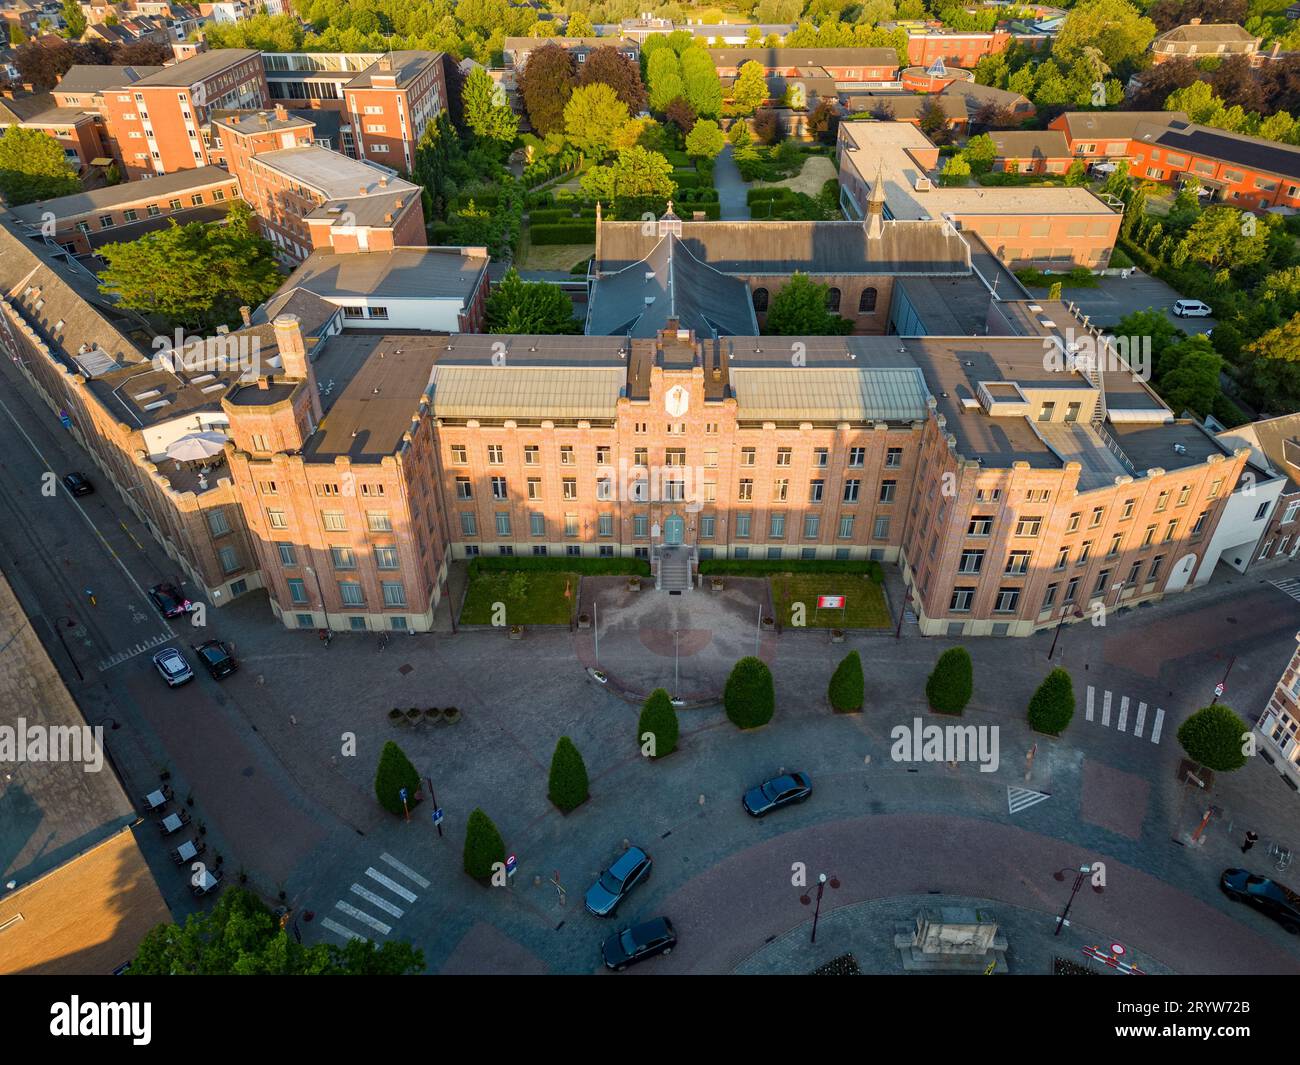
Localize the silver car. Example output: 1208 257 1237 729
152 646 194 687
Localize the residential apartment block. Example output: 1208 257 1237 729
1150 20 1263 65
1257 633 1300 792
343 50 447 173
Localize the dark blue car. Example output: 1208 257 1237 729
1221 868 1300 933
585 845 651 917
743 771 812 817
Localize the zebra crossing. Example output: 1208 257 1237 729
1007 786 1051 814
1271 577 1300 604
98 631 173 672
319 852 431 944
1084 686 1164 744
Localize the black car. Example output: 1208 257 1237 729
1221 868 1300 933
149 582 194 619
743 771 812 817
194 639 237 680
584 845 651 917
602 917 676 971
62 471 93 496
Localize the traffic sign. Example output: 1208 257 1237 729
399 787 408 801
59 410 71 429
505 853 518 877
432 807 444 826
817 595 846 609
1214 683 1225 697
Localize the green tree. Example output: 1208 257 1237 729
940 153 971 186
926 646 973 715
1027 668 1075 735
1177 704 1249 772
413 111 463 221
1244 313 1300 410
463 807 507 879
564 82 630 157
724 656 775 729
61 0 86 38
1052 0 1156 73
1065 158 1088 186
8 22 26 45
486 268 578 333
763 272 853 335
130 887 423 974
374 740 421 815
963 133 997 175
97 200 280 331
0 125 79 205
463 65 518 148
647 48 684 113
578 45 647 114
732 60 770 115
519 42 576 135
548 735 590 812
580 145 676 218
1157 335 1221 416
637 687 679 758
828 650 864 714
684 117 724 159
1181 205 1268 272
565 11 594 36
680 47 722 119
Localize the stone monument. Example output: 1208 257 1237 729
894 907 1009 973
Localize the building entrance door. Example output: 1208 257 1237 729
664 513 684 546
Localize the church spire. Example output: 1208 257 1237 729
865 164 886 240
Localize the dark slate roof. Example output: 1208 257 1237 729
270 246 489 304
843 92 967 122
596 219 971 276
294 107 342 147
6 166 236 223
55 63 163 93
707 47 899 67
990 129 1070 158
938 81 1032 113
1152 120 1300 182
132 48 260 86
345 50 442 89
586 233 758 339
0 92 58 123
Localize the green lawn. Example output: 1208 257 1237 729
460 571 577 626
768 573 891 629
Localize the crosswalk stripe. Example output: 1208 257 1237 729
1086 685 1095 722
334 900 391 935
320 917 363 942
1007 786 1051 814
1151 708 1165 745
1271 579 1300 603
351 883 404 918
366 867 417 903
381 852 430 889
98 631 172 672
1134 702 1147 738
1102 690 1112 727
1118 696 1129 733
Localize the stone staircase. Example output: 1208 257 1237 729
657 546 693 592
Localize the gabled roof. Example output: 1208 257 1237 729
586 232 758 339
939 81 1032 112
1153 120 1300 183
345 50 442 89
1058 110 1187 142
55 63 163 93
990 129 1070 158
1155 22 1257 45
1219 411 1300 492
131 48 260 86
707 47 900 67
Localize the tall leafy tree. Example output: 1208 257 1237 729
0 126 79 205
1052 0 1156 75
580 145 676 218
680 47 722 119
578 46 647 114
486 269 578 333
732 60 769 116
413 112 463 221
684 118 724 159
519 42 576 135
564 82 630 158
548 736 590 812
646 47 684 114
1181 205 1268 272
1177 705 1249 772
60 0 86 39
763 273 852 335
462 65 518 149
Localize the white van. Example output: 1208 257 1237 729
1173 299 1213 318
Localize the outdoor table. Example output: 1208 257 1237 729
160 813 184 834
176 838 199 862
194 870 219 894
144 789 168 810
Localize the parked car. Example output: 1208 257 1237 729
61 471 93 496
585 845 652 917
743 771 812 817
193 639 237 680
602 917 676 970
1220 868 1300 933
152 646 194 687
148 582 195 618
1173 299 1212 318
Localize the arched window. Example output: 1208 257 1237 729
858 287 878 313
752 287 768 312
826 287 841 312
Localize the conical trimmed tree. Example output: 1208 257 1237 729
1027 667 1075 735
724 656 775 729
463 807 506 879
374 740 421 815
638 687 679 758
1177 704 1250 772
548 735 590 812
926 646 972 715
828 650 864 713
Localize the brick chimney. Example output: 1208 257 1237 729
239 305 251 326
358 184 367 196
274 313 309 380
378 175 388 188
274 104 287 121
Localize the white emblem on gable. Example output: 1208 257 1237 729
665 384 689 417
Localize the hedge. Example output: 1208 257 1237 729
673 170 702 189
698 559 883 581
548 736 590 812
529 221 597 244
529 207 595 225
724 656 775 730
638 688 679 758
828 650 864 714
926 646 973 715
374 741 421 816
1027 667 1075 735
663 149 692 166
1177 704 1250 772
463 808 506 879
468 556 650 577
678 201 721 219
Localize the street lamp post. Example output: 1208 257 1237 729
673 629 680 700
1211 655 1236 705
305 563 328 631
1047 604 1082 660
800 872 840 944
1052 863 1102 936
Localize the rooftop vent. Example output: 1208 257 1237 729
914 176 931 192
1173 443 1187 455
142 399 171 411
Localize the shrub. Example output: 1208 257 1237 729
926 647 973 715
548 736 590 812
828 650 864 713
698 558 883 581
468 555 649 577
530 221 597 244
1027 668 1075 735
1177 705 1250 772
1108 246 1134 269
463 807 506 879
374 741 420 815
637 688 679 758
724 656 775 729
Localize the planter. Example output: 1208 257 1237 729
761 616 775 631
577 613 591 629
509 625 524 640
443 706 461 724
424 707 442 723
388 708 406 725
405 707 422 724
830 629 845 643
628 577 641 592
710 577 725 591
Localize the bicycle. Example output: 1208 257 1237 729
1269 842 1292 872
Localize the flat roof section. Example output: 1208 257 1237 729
276 247 488 304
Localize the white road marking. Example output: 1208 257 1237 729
334 900 390 936
381 852 430 889
351 883 404 918
320 917 363 941
98 631 172 672
366 867 417 903
1086 685 1095 722
1118 696 1129 733
1151 708 1165 745
1134 702 1147 738
1008 786 1051 814
1102 689 1112 727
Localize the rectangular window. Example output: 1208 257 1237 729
596 446 611 464
456 478 472 500
460 512 477 536
367 511 392 532
523 445 539 465
1155 490 1169 513
773 479 788 502
804 514 820 539
495 512 511 537
277 542 297 567
777 447 793 466
873 516 890 539
207 508 230 537
879 480 896 503
700 515 715 538
1163 520 1178 543
382 582 406 607
1093 569 1112 597
450 444 467 464
1089 507 1104 528
994 587 1020 613
885 447 902 468
338 581 364 606
738 479 753 501
1121 499 1134 520
814 448 829 467
968 516 993 537
1015 516 1042 536
287 578 308 604
847 447 864 467
218 546 239 574
1066 512 1080 533
838 515 855 539
559 445 575 465
741 448 756 466
322 511 346 532
1042 583 1058 610
562 478 577 500
487 444 504 465
1149 555 1165 581
530 512 545 537
565 514 579 537
704 448 718 468
491 477 507 500
634 515 649 538
1064 577 1079 604
598 513 613 537
958 550 984 575
1006 551 1030 575
1055 547 1069 570
809 480 824 503
769 513 786 538
950 587 975 613
844 480 860 503
330 547 356 570
1078 541 1092 564
736 514 751 538
528 478 541 500
375 546 399 569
